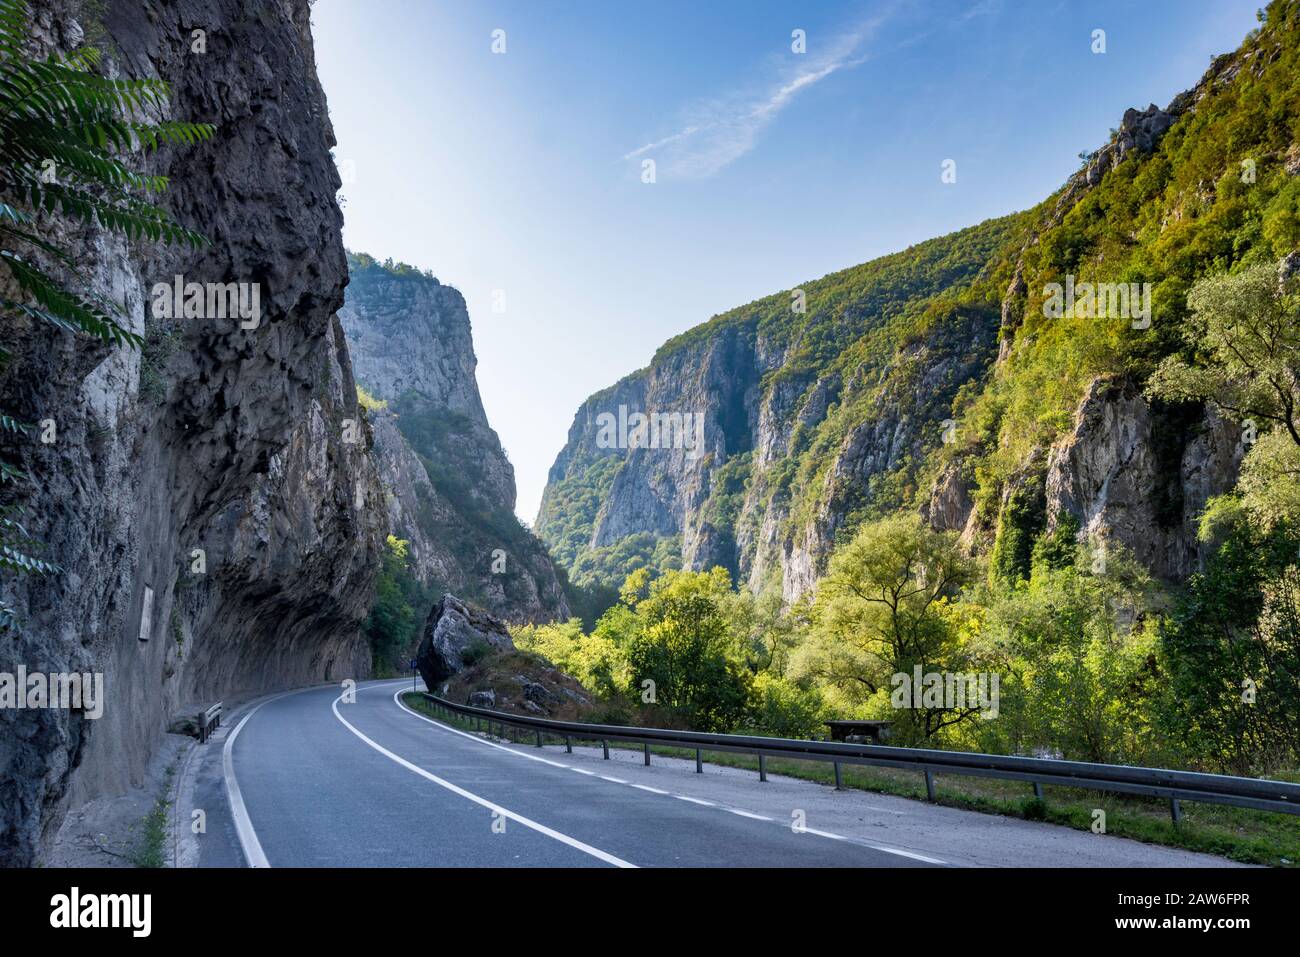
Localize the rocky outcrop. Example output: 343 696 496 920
340 260 513 508
340 257 570 623
1083 104 1176 186
1044 378 1243 579
0 0 383 866
366 404 444 586
415 595 515 686
537 8 1282 605
443 651 595 720
925 463 975 535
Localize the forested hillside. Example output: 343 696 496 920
527 1 1300 779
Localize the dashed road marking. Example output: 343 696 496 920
336 691 635 868
392 687 947 866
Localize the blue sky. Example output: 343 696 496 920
311 0 1261 522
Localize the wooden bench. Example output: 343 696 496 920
824 719 892 744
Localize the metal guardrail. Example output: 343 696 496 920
198 702 223 743
421 693 1300 823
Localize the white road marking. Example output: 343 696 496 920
334 691 635 868
223 689 315 868
802 829 946 865
392 687 948 866
675 795 716 807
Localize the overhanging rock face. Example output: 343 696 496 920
0 0 384 866
416 595 516 688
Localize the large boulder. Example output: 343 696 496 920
416 595 515 687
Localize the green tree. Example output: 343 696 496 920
513 617 626 700
794 514 976 741
364 537 431 675
1158 514 1300 774
977 543 1166 764
1147 262 1299 446
622 568 752 731
0 0 211 628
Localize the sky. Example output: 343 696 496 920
311 0 1262 522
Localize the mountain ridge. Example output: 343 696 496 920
537 0 1299 602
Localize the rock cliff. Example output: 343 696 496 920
0 0 383 865
536 218 1017 601
537 5 1295 600
339 255 570 623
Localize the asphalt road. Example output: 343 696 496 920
201 679 1246 869
220 679 935 867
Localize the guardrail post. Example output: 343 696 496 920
833 762 843 791
1033 782 1044 801
695 749 702 773
924 771 936 802
565 736 572 754
1170 797 1183 826
759 753 767 782
602 740 609 759
644 743 651 766
536 730 543 748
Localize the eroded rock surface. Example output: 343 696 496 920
0 0 383 865
416 595 516 686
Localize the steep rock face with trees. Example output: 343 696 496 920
539 1 1300 602
0 0 384 865
340 255 570 625
536 216 1022 601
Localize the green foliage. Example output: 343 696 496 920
1147 262 1300 445
347 249 437 282
1235 431 1300 529
364 537 433 676
975 546 1167 764
459 638 491 668
0 0 210 629
535 452 622 571
513 617 627 700
988 476 1046 586
792 515 979 742
355 384 387 412
746 672 825 738
622 568 753 731
1159 513 1300 774
566 531 681 595
1031 511 1082 573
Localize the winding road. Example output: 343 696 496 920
183 679 1246 869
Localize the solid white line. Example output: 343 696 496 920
394 688 579 768
392 688 948 866
332 692 635 868
223 692 301 868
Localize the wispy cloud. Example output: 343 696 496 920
622 13 891 179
